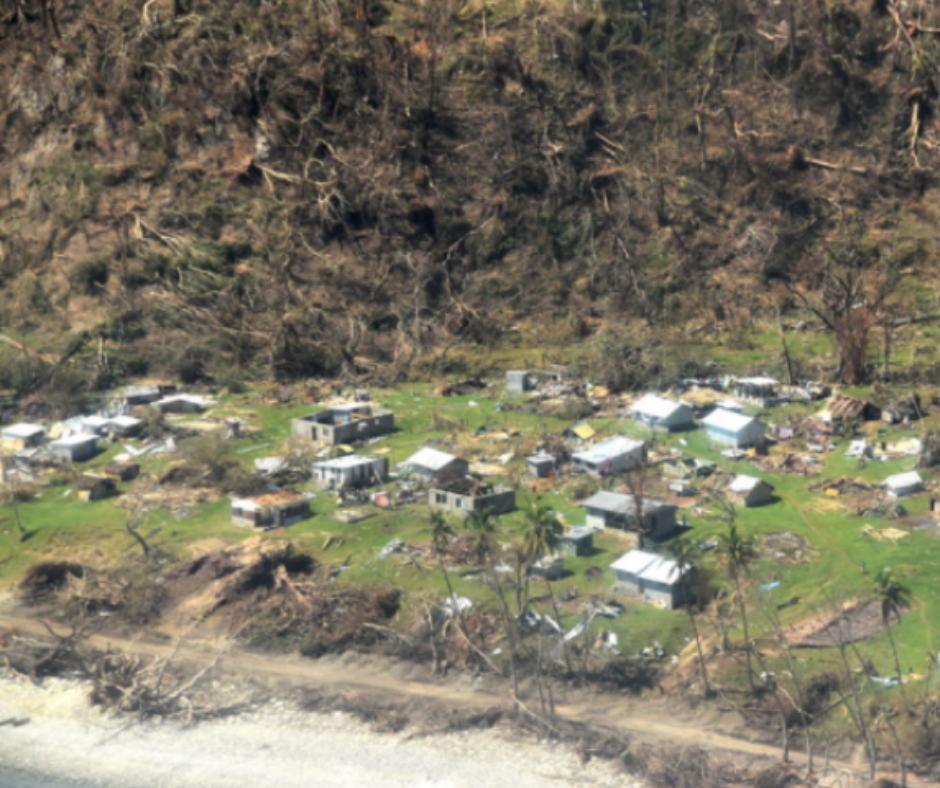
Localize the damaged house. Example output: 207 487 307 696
610 549 689 609
231 491 312 529
823 392 882 423
312 455 388 489
882 471 924 498
506 369 535 393
726 474 775 507
630 395 695 432
572 436 646 477
398 447 469 484
76 474 117 502
429 476 517 516
291 403 395 446
581 491 678 541
153 394 217 414
1 423 46 453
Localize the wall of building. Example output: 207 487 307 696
429 488 516 515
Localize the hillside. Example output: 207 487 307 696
3 0 940 392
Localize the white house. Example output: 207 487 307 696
630 395 695 432
702 409 765 448
572 436 646 476
153 394 217 414
312 455 388 489
1 423 46 452
882 471 924 498
397 447 469 483
726 474 774 507
610 549 689 609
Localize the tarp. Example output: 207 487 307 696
572 423 595 440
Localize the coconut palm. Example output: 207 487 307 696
522 502 563 561
717 523 758 692
668 537 711 695
465 506 496 565
427 510 459 608
873 567 912 687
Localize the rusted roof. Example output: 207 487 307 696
827 393 879 420
234 491 308 510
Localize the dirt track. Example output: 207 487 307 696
0 613 909 785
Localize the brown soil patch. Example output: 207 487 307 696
788 598 899 648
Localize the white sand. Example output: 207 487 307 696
0 673 641 788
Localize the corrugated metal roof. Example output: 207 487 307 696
610 549 659 574
581 490 669 515
702 408 759 433
314 454 382 470
2 423 45 439
883 471 922 489
727 474 772 493
631 394 687 420
399 447 459 471
573 436 644 464
610 549 687 585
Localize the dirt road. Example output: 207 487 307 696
0 613 905 785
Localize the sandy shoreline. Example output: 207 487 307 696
0 672 639 788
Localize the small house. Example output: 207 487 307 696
506 370 534 393
572 436 646 477
398 447 469 483
312 455 388 489
107 415 144 437
153 394 217 414
702 409 765 448
1 423 46 453
76 474 116 502
123 385 163 406
559 526 594 557
103 462 140 482
726 474 774 508
662 457 715 480
231 491 311 529
429 477 516 516
581 491 678 541
610 549 689 609
50 434 98 463
882 471 924 498
630 395 695 432
733 377 778 404
526 453 556 478
291 403 395 446
826 393 881 423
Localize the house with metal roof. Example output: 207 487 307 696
231 491 312 529
50 434 99 463
292 403 395 446
580 491 678 541
882 471 924 498
733 376 779 404
1 423 46 453
398 447 469 483
312 454 388 489
726 474 774 507
572 436 646 477
153 394 218 414
610 549 689 609
630 395 695 432
701 409 765 448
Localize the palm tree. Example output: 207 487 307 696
428 510 459 608
718 522 758 692
465 506 495 566
668 537 711 695
873 567 912 687
522 502 563 562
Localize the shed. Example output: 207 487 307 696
559 526 594 557
123 385 163 406
50 435 98 463
231 491 311 529
1 423 46 452
610 549 689 609
882 471 924 498
312 454 388 489
107 415 144 437
292 403 395 446
506 370 533 393
630 395 695 432
701 409 765 448
572 436 646 476
526 453 556 478
76 474 116 502
398 447 469 483
826 393 881 422
103 462 140 482
734 377 778 403
727 474 774 507
581 491 678 541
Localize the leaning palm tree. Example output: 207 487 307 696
427 510 459 609
668 537 711 695
718 522 758 692
873 567 912 687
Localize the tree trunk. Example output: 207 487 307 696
682 576 710 694
734 573 755 692
838 643 877 778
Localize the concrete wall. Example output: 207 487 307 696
51 442 98 463
292 412 395 445
613 573 681 609
312 458 388 489
409 458 470 484
430 488 516 516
